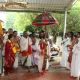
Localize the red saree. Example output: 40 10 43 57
67 45 73 64
4 40 15 73
39 41 46 56
68 38 76 65
39 40 48 71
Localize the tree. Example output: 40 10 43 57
66 0 80 32
5 12 15 29
13 13 31 31
67 10 80 32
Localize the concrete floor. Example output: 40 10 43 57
0 56 75 80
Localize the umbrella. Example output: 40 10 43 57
32 11 59 40
32 12 58 26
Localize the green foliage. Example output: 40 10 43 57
13 13 31 31
34 26 43 32
66 0 80 32
25 25 35 32
5 12 39 31
67 10 80 32
51 13 64 37
5 12 15 29
25 25 43 33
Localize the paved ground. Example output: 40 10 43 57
0 55 76 80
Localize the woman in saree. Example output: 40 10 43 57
4 34 16 74
67 34 77 67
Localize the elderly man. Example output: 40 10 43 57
20 31 32 71
3 28 13 44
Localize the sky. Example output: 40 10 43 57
0 11 6 28
0 12 6 21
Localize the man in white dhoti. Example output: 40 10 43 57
43 32 51 71
34 31 46 75
31 32 45 74
31 35 40 66
20 31 32 71
60 33 71 68
45 39 51 71
71 33 80 80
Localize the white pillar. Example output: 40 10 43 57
63 10 67 38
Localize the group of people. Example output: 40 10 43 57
1 27 80 79
0 28 52 75
60 32 80 80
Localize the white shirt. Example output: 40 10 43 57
20 36 32 51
